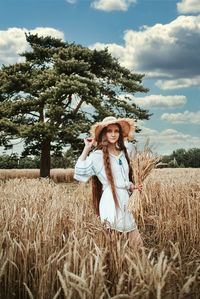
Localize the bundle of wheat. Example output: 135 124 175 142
127 144 160 224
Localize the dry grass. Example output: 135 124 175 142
0 168 75 183
0 168 200 298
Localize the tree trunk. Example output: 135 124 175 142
40 139 51 177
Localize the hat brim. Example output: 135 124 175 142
90 118 135 141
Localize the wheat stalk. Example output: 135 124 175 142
127 143 160 224
1 168 200 298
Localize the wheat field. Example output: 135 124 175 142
0 168 74 183
0 168 200 299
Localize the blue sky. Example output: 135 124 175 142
0 0 200 155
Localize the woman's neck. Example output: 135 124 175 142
108 143 116 150
108 143 120 153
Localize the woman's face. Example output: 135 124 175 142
106 124 120 144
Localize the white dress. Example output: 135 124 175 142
74 150 137 232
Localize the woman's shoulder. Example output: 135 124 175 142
90 149 103 161
92 149 103 155
90 149 103 174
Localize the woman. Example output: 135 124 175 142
74 116 143 248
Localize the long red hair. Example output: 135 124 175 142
91 123 133 216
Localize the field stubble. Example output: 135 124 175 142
0 168 200 299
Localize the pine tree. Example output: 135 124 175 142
0 33 150 177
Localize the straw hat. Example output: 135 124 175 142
90 116 135 141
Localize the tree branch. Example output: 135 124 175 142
72 98 84 114
28 112 39 118
65 94 72 108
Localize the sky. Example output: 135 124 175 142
0 0 200 155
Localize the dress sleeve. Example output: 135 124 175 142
74 155 96 182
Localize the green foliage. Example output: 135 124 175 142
63 147 79 168
51 154 69 168
161 148 200 168
0 33 150 175
0 151 74 169
18 156 40 168
0 154 40 169
0 154 19 168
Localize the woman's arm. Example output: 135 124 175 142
79 137 95 161
74 137 96 182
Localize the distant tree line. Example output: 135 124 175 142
0 148 75 169
1 147 199 169
161 148 200 168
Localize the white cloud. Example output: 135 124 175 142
30 27 64 40
177 0 200 14
91 42 126 59
0 27 64 66
121 94 187 108
91 15 200 89
91 0 136 11
161 110 200 124
136 125 200 155
156 76 200 90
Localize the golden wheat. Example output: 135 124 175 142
0 168 200 298
127 145 160 225
0 168 75 183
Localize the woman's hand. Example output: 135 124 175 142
129 182 143 193
79 137 95 161
137 184 143 193
84 137 95 151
